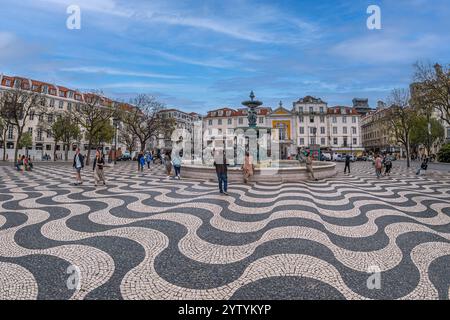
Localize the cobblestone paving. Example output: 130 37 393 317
0 161 449 300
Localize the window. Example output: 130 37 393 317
29 113 34 121
228 119 232 125
309 107 314 113
259 117 264 124
299 127 304 134
59 100 64 109
332 117 337 123
239 118 243 125
299 138 305 145
14 79 21 88
42 85 48 94
310 127 316 134
67 102 72 111
37 128 43 140
320 116 325 123
299 116 304 123
310 116 314 123
320 127 325 134
228 129 234 135
343 127 347 134
218 119 222 125
321 138 326 145
298 107 303 113
310 137 316 145
38 114 43 121
333 138 338 145
8 126 13 139
208 120 213 126
68 91 74 99
352 127 357 135
218 129 222 135
218 110 223 116
59 91 65 97
353 138 357 145
5 79 11 86
343 137 348 147
49 99 55 108
319 107 324 113
352 116 357 123
343 116 347 123
333 127 337 134
28 127 33 134
47 131 52 138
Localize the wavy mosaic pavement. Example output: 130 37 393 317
0 162 449 300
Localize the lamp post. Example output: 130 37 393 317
113 117 119 165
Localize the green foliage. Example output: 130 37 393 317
410 116 445 149
85 120 114 146
18 132 33 149
51 114 80 144
438 144 450 163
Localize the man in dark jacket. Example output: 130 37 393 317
73 148 84 185
214 149 228 195
344 154 351 174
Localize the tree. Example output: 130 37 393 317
438 144 450 163
51 113 80 161
68 91 115 165
385 88 416 168
18 132 33 156
121 94 174 152
410 116 445 156
119 124 138 153
0 87 46 162
413 62 450 125
85 120 114 152
0 117 9 161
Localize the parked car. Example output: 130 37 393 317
357 155 367 161
118 151 132 161
333 154 343 162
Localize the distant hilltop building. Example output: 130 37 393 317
352 98 372 116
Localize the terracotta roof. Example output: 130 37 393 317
327 106 359 115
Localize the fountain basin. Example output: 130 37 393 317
181 161 337 182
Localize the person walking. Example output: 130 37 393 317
344 154 351 174
146 152 153 169
164 151 172 178
27 156 33 171
306 152 318 181
384 156 392 176
242 151 254 184
214 149 229 195
93 150 106 186
73 148 84 185
171 149 182 179
374 154 382 179
137 151 145 172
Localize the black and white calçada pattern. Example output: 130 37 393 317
0 162 449 300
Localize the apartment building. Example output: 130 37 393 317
0 74 128 160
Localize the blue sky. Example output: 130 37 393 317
0 0 449 113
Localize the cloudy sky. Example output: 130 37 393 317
0 0 449 112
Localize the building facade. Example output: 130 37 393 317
202 96 365 159
0 74 129 161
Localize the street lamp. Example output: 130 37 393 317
113 117 119 165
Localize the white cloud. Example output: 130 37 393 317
60 66 184 79
331 33 442 63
